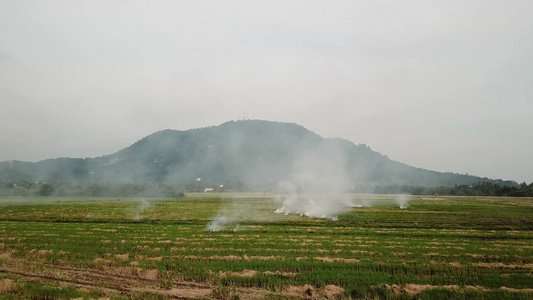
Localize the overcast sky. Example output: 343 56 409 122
1 1 532 183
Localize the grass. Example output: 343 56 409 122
0 195 532 299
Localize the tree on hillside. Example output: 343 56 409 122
38 183 55 197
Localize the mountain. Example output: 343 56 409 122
0 120 516 191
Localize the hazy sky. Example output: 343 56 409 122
1 1 532 183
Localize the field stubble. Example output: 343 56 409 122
0 195 532 299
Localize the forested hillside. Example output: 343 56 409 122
0 120 517 193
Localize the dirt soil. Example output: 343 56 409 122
324 285 345 299
0 279 15 292
385 283 533 296
0 257 333 299
284 284 315 298
0 257 273 299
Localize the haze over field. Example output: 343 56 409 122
1 1 532 183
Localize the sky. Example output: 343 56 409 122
1 0 532 183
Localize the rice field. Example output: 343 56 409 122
0 194 532 299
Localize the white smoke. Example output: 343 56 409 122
274 195 347 221
206 134 413 228
133 198 150 220
350 194 374 208
394 194 410 209
206 199 262 232
273 142 353 220
207 215 233 232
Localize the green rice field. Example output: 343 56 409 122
0 194 532 299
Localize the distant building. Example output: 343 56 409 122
204 188 214 192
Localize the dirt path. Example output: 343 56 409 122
0 258 218 299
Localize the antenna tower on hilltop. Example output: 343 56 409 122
237 109 257 121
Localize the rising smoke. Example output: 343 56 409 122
206 198 273 231
200 123 408 231
273 182 352 221
133 198 151 220
205 127 412 230
351 194 374 208
272 142 353 221
394 194 410 209
206 200 244 231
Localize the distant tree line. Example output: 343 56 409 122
1 180 532 198
0 181 185 198
373 181 533 197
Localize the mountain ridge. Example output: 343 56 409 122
0 120 517 190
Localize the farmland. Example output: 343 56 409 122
0 194 532 299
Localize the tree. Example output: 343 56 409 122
38 183 55 197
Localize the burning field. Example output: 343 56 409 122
0 194 532 299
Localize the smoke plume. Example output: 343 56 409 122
273 142 353 220
133 198 150 220
206 199 270 231
394 194 410 209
